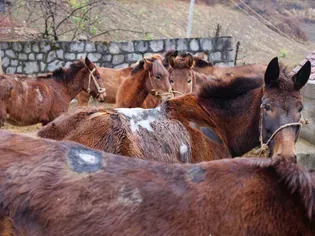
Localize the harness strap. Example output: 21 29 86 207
86 67 106 94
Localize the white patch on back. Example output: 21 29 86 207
78 153 98 164
117 185 143 206
116 107 162 133
180 144 188 155
36 88 43 102
115 108 146 117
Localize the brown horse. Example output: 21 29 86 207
116 54 173 108
1 131 315 235
76 66 133 106
38 57 311 163
168 52 267 96
0 57 105 127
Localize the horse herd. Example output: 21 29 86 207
0 49 314 235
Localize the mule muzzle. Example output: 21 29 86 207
96 90 107 103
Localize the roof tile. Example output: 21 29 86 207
293 50 315 81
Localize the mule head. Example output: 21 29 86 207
169 52 195 96
83 57 106 102
261 57 311 162
141 55 173 101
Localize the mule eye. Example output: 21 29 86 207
156 75 161 80
187 80 192 83
298 106 303 113
96 75 101 80
263 104 272 111
170 80 174 84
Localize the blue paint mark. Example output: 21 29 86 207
68 148 103 173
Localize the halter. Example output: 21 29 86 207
171 70 194 96
148 71 174 98
257 105 308 156
86 66 106 95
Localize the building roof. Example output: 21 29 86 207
293 50 315 81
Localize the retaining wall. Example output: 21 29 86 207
0 37 234 74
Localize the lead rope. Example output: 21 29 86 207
257 107 309 157
86 67 106 94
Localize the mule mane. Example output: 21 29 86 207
52 60 86 81
253 158 315 220
198 76 263 100
131 54 165 75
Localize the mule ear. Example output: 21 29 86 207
186 53 194 69
293 61 311 91
143 58 152 71
265 57 280 87
85 56 93 69
169 55 176 69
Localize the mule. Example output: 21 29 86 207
116 54 173 108
38 57 310 163
0 57 105 127
76 66 133 106
168 52 267 96
1 130 315 235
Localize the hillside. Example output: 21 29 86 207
93 0 315 66
3 0 315 66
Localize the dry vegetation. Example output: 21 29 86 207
1 0 314 66
183 0 315 42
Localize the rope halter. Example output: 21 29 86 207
257 106 309 156
86 66 106 95
148 71 174 99
170 70 194 96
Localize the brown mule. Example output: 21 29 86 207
0 57 105 127
168 52 266 96
38 57 311 163
1 131 315 235
116 54 173 108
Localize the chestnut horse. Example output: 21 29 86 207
38 57 311 163
116 54 173 108
0 57 105 127
168 52 267 96
76 66 133 106
1 131 315 235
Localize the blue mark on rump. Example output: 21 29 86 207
68 147 103 173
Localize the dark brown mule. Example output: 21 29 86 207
0 57 105 127
1 131 315 235
39 57 311 163
168 52 266 96
116 54 173 108
76 66 133 106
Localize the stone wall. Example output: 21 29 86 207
0 37 234 74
